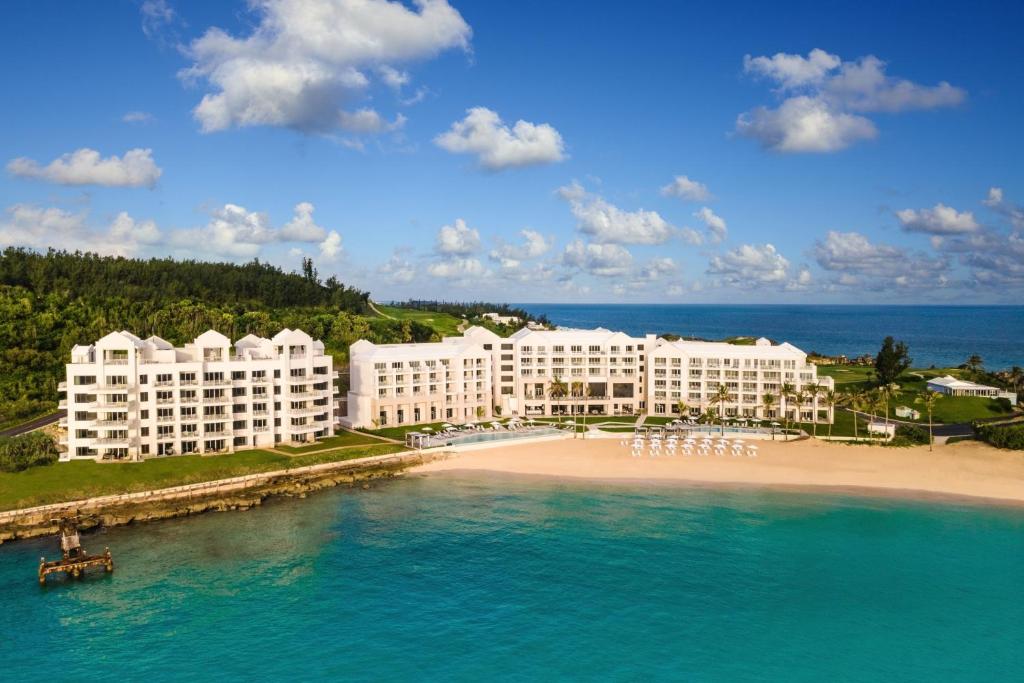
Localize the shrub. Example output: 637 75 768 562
976 422 1024 450
888 424 930 447
0 431 60 472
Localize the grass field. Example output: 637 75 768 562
275 431 384 453
0 443 405 511
817 365 1016 424
375 304 465 337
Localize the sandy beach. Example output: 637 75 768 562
411 436 1024 505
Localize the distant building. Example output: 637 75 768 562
895 405 921 420
59 329 336 461
482 312 521 325
926 375 1018 405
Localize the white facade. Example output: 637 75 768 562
343 327 833 428
926 375 1017 405
58 328 336 461
647 337 835 422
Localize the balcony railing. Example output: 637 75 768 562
203 379 232 387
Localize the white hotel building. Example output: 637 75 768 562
343 326 833 428
59 328 336 461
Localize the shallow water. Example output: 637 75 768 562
3 473 1024 681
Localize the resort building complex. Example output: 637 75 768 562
59 329 336 461
343 326 834 429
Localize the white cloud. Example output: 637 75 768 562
661 175 712 202
558 181 673 245
434 107 566 170
983 186 1024 230
738 49 965 152
183 0 471 134
7 148 162 188
0 204 156 256
122 111 155 124
109 211 162 244
708 243 791 287
319 230 343 260
812 230 948 289
378 251 416 284
490 228 552 262
279 202 328 242
170 203 276 258
140 0 176 39
736 96 877 153
427 257 486 279
337 108 406 134
562 240 634 277
638 257 677 281
896 203 979 235
743 48 841 90
436 218 480 255
693 206 727 243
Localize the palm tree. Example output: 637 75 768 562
822 389 838 439
843 391 866 441
869 390 886 440
573 382 591 439
700 407 717 427
780 382 796 434
760 392 776 422
548 375 567 426
963 354 984 375
879 382 900 428
805 381 821 436
676 399 689 420
710 384 732 435
790 389 806 436
916 390 942 452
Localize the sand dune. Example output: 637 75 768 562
411 436 1024 505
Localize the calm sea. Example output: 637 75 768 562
519 304 1024 370
3 474 1024 681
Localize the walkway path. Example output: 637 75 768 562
367 300 394 319
0 411 64 438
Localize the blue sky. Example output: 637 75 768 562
1 0 1022 303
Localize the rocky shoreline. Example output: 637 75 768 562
0 450 447 545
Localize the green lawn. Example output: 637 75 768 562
375 305 465 337
818 365 1016 424
0 443 405 511
363 421 452 441
275 431 383 453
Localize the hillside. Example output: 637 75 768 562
0 249 447 429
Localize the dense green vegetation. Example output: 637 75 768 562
376 305 465 337
0 249 443 427
975 421 1024 450
0 432 60 472
0 442 405 511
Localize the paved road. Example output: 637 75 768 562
0 411 65 438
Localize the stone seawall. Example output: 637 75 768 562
0 450 448 545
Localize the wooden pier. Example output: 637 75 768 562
38 518 114 585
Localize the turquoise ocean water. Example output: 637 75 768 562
3 473 1024 681
519 304 1024 370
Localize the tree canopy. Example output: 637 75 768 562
873 336 912 385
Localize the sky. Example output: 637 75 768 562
1 0 1022 304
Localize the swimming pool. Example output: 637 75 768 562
431 427 563 447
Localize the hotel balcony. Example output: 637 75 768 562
290 405 327 416
154 379 174 387
57 381 67 392
95 384 129 393
57 433 68 445
203 395 232 404
94 436 131 445
92 418 128 429
156 432 176 441
97 400 131 410
179 379 199 386
289 422 322 433
58 399 68 410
